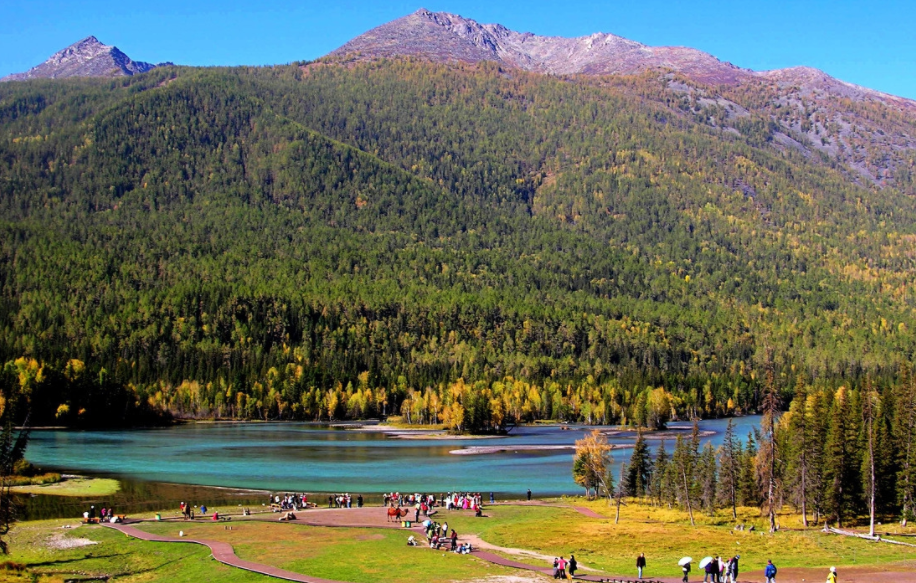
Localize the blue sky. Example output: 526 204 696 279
3 0 915 99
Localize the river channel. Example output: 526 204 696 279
23 416 762 517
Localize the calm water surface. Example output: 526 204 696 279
26 416 762 497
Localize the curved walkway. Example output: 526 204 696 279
104 523 349 583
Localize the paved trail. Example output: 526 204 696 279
105 523 350 583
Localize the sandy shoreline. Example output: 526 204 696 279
450 443 634 455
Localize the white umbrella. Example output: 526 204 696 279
699 557 714 569
679 557 693 567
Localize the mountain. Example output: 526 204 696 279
2 60 916 426
331 8 750 84
331 9 916 186
1 36 167 82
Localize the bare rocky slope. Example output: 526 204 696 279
1 36 166 81
331 9 916 186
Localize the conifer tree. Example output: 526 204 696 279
758 355 782 532
861 382 879 536
894 371 916 525
650 441 671 507
738 432 759 507
699 442 718 514
805 388 830 524
672 434 696 526
784 380 812 526
824 386 862 527
717 418 740 519
626 429 653 498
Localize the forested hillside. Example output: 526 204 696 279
1 60 916 428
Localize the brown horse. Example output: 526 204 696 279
387 507 408 522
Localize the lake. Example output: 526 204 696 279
25 416 762 497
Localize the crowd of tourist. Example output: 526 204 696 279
383 491 484 511
82 505 122 523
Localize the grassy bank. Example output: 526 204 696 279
10 476 120 497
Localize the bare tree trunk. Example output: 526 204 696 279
768 410 777 533
867 395 877 538
681 467 695 527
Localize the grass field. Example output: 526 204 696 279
136 521 514 583
1 518 264 583
10 476 120 497
438 500 916 578
2 500 914 583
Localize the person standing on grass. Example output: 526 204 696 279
568 554 577 578
527 489 532 501
765 560 777 583
636 553 646 579
826 566 837 583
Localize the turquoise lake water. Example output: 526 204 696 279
26 416 762 496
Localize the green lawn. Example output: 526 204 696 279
3 500 914 583
136 521 515 583
10 477 120 497
2 519 266 583
438 500 916 578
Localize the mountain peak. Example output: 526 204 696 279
330 9 750 83
1 36 165 82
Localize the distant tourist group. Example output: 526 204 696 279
325 493 362 508
82 505 122 523
552 554 578 579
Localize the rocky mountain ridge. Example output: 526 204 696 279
1 36 168 82
330 9 916 186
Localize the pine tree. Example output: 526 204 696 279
824 386 862 527
699 442 718 514
805 389 830 525
717 418 740 519
738 432 758 507
650 441 671 507
627 429 653 497
784 380 812 526
894 371 916 525
861 382 879 536
758 355 782 532
672 434 696 526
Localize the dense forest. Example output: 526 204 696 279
579 374 916 526
1 60 916 428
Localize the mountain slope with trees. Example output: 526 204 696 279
0 59 915 432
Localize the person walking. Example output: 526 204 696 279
826 566 837 583
682 561 691 583
765 560 777 583
568 554 578 578
527 489 532 501
704 557 717 583
490 492 495 504
636 553 646 579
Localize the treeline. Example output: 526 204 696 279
592 377 916 526
1 61 916 427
